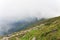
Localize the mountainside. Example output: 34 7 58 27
0 17 38 35
7 17 38 35
1 16 60 40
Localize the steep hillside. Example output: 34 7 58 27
1 16 60 40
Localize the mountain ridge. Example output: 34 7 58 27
1 16 60 40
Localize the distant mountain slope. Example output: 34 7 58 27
1 16 60 40
7 17 38 34
0 17 39 35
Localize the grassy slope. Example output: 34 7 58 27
4 16 60 40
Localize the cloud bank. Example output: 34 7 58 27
0 0 59 20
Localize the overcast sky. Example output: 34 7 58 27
0 0 60 20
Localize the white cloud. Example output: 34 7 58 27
0 0 58 20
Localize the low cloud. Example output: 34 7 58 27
0 0 59 35
0 0 58 20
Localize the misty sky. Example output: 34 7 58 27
0 0 60 20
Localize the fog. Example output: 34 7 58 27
0 0 59 35
0 0 59 20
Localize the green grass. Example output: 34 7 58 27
19 16 60 40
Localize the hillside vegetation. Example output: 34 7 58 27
1 16 60 40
